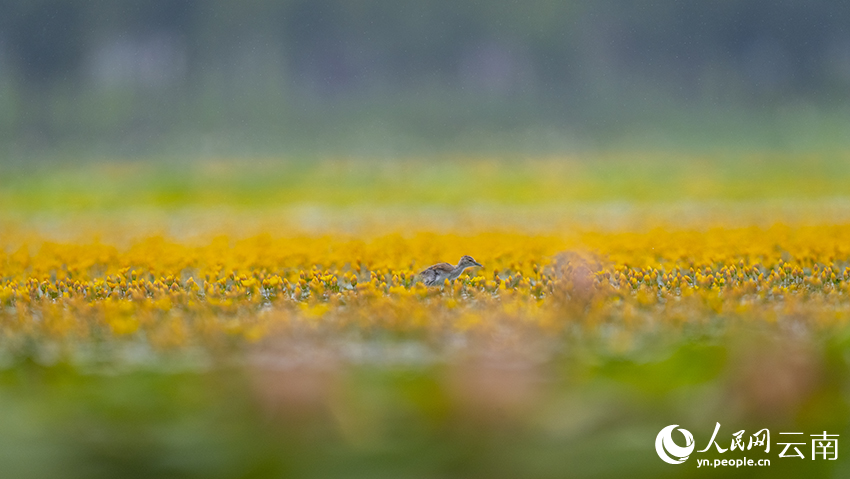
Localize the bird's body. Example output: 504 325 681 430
419 255 482 286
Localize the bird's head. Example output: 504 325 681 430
458 255 483 268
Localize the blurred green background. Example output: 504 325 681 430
1 0 849 158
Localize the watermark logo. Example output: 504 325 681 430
656 424 695 464
655 423 839 468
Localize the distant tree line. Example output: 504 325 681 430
2 0 848 93
0 0 848 147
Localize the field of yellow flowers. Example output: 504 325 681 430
3 216 850 353
2 156 850 479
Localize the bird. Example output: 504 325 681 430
419 255 483 286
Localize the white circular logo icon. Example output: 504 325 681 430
655 425 695 464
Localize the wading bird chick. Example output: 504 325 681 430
419 255 483 286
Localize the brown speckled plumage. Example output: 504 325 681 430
419 255 482 286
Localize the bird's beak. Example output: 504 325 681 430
473 261 482 267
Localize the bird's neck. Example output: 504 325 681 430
450 264 468 279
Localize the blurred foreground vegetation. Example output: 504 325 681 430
2 328 849 479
